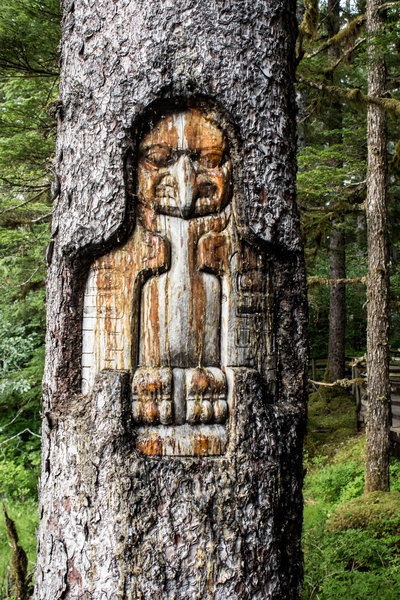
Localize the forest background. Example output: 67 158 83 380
0 0 399 599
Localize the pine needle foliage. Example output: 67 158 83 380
0 0 59 531
296 0 400 357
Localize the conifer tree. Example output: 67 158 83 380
365 0 390 492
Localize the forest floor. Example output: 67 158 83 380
1 388 400 599
302 386 400 599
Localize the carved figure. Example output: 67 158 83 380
82 107 271 456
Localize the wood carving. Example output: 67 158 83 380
82 108 271 456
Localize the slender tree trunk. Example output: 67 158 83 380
296 90 307 150
325 0 346 383
365 0 390 492
296 0 307 151
327 229 346 380
34 2 308 599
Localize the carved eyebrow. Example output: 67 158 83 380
140 143 171 150
142 144 223 149
139 144 227 155
197 146 225 151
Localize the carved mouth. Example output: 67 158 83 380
154 174 179 208
186 393 226 402
196 181 216 198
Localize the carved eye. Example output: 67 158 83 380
197 148 224 168
142 145 171 168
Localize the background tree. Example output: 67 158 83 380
297 0 368 363
297 0 400 499
297 0 400 364
0 0 60 383
0 0 60 414
364 0 390 492
325 0 347 383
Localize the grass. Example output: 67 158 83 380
303 386 400 600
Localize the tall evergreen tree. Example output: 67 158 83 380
0 0 60 406
0 0 60 516
365 0 390 492
326 0 347 383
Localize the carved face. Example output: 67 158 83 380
137 109 232 219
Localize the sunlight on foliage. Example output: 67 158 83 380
303 386 400 600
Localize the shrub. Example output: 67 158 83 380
304 459 365 507
303 524 400 599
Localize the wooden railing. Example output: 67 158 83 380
309 353 400 444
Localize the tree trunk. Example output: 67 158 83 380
296 1 307 151
34 2 308 599
327 229 346 380
365 0 390 493
325 0 346 383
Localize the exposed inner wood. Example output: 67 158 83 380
82 109 271 456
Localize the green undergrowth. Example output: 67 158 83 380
0 330 43 595
303 386 400 599
0 410 41 594
327 490 400 533
305 386 357 461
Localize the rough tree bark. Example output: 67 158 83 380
325 0 346 383
296 1 307 150
34 1 308 599
327 229 346 380
365 0 390 492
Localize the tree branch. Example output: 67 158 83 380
307 276 367 286
297 76 400 119
376 1 400 13
309 377 365 388
0 189 49 216
31 211 53 224
325 37 366 74
304 15 366 59
0 429 41 446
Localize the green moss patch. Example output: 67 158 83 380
327 491 400 534
305 386 357 460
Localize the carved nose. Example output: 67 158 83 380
173 155 197 219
